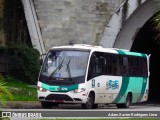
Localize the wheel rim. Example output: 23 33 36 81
86 96 93 109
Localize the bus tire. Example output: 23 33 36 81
125 94 132 108
81 94 94 109
52 103 59 108
41 102 52 109
116 94 132 108
116 104 124 108
41 102 59 109
92 104 98 109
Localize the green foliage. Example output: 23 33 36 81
153 11 160 31
0 75 13 106
39 118 159 120
4 44 40 84
5 76 37 101
152 0 160 44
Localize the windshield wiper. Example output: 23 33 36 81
66 59 74 83
49 59 64 79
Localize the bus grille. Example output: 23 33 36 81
45 94 73 101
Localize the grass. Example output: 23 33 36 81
0 118 159 120
38 118 159 120
4 77 37 101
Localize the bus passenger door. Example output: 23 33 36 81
87 52 107 103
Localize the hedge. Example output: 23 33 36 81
0 45 40 84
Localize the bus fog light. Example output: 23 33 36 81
37 86 47 92
71 88 86 93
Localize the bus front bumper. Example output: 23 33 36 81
37 90 88 104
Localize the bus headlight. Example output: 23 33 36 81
71 88 86 93
37 86 47 92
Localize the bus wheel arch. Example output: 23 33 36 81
116 92 132 108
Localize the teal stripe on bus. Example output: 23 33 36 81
113 77 130 103
116 50 126 55
116 50 147 57
41 83 78 92
138 77 148 102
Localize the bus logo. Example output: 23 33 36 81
54 73 61 78
107 80 119 90
61 87 68 91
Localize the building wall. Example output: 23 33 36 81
34 0 125 50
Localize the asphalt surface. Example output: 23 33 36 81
1 103 160 119
3 103 160 110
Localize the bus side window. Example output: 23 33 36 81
123 57 129 76
104 54 113 75
140 58 148 77
97 56 104 74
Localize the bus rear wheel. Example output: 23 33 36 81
81 94 95 109
41 102 58 109
116 94 132 108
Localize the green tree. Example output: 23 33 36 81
152 0 160 44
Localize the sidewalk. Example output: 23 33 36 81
2 101 41 109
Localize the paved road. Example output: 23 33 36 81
3 103 160 110
2 103 160 119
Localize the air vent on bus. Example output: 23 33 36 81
39 97 45 100
73 98 82 101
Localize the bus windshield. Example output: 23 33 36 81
40 50 89 83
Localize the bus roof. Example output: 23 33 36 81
50 44 147 57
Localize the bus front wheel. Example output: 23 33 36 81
81 94 95 109
116 94 132 108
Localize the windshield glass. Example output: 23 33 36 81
41 50 89 81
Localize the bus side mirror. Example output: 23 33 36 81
40 59 43 66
